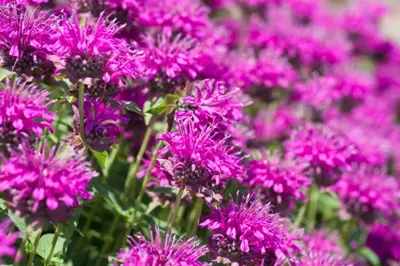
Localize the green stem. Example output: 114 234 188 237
306 185 320 231
95 217 119 266
27 228 42 266
189 197 204 237
294 187 312 228
75 198 101 251
78 82 86 146
14 234 28 266
103 135 123 181
167 186 185 235
123 116 156 199
45 224 62 266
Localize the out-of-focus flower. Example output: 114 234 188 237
367 220 400 264
158 119 244 201
58 13 143 84
0 220 19 264
0 142 98 225
176 79 245 127
72 97 128 152
246 151 311 213
200 194 299 265
0 79 54 155
0 2 59 77
253 104 302 142
284 124 361 187
142 32 202 93
116 227 208 266
332 166 400 224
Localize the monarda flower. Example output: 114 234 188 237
116 227 208 266
158 119 244 201
366 220 400 264
0 220 19 263
57 13 143 85
200 194 296 265
72 97 128 152
284 124 360 187
142 32 202 93
0 2 59 78
176 79 245 127
0 79 54 155
332 166 400 224
299 230 351 266
0 143 98 225
246 151 311 213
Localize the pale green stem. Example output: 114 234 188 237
123 116 156 199
27 228 42 266
167 186 185 235
95 217 119 266
189 197 204 237
306 185 320 231
45 224 62 266
294 187 312 228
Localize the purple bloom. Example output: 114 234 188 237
367 220 400 264
0 219 19 264
176 79 246 127
72 96 128 152
200 194 299 265
332 166 400 224
142 32 202 93
0 79 54 155
0 142 98 225
284 124 361 187
116 227 208 266
0 2 59 77
158 119 244 201
246 151 311 213
58 13 143 84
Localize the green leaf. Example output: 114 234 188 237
359 247 380 266
57 96 77 104
36 234 66 260
8 210 26 236
124 102 142 115
0 68 15 81
92 150 108 171
146 94 179 115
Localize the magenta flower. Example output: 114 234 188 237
116 227 208 266
0 142 98 225
200 194 298 265
0 219 19 264
142 32 202 93
253 104 302 142
367 220 400 264
58 13 143 84
284 124 361 186
0 2 59 77
0 79 54 154
158 119 244 201
302 230 346 259
176 79 245 127
332 166 400 224
72 97 128 152
246 151 311 213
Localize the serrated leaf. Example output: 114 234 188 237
146 94 179 115
92 150 108 171
124 101 142 115
359 247 380 266
36 234 66 260
0 68 15 81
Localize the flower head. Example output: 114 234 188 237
367 220 400 264
72 96 128 152
116 227 208 266
0 79 54 155
0 219 19 263
332 166 400 224
200 194 298 265
0 142 98 225
176 79 245 127
284 124 360 186
58 13 143 83
246 151 311 213
158 119 244 201
0 2 59 77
